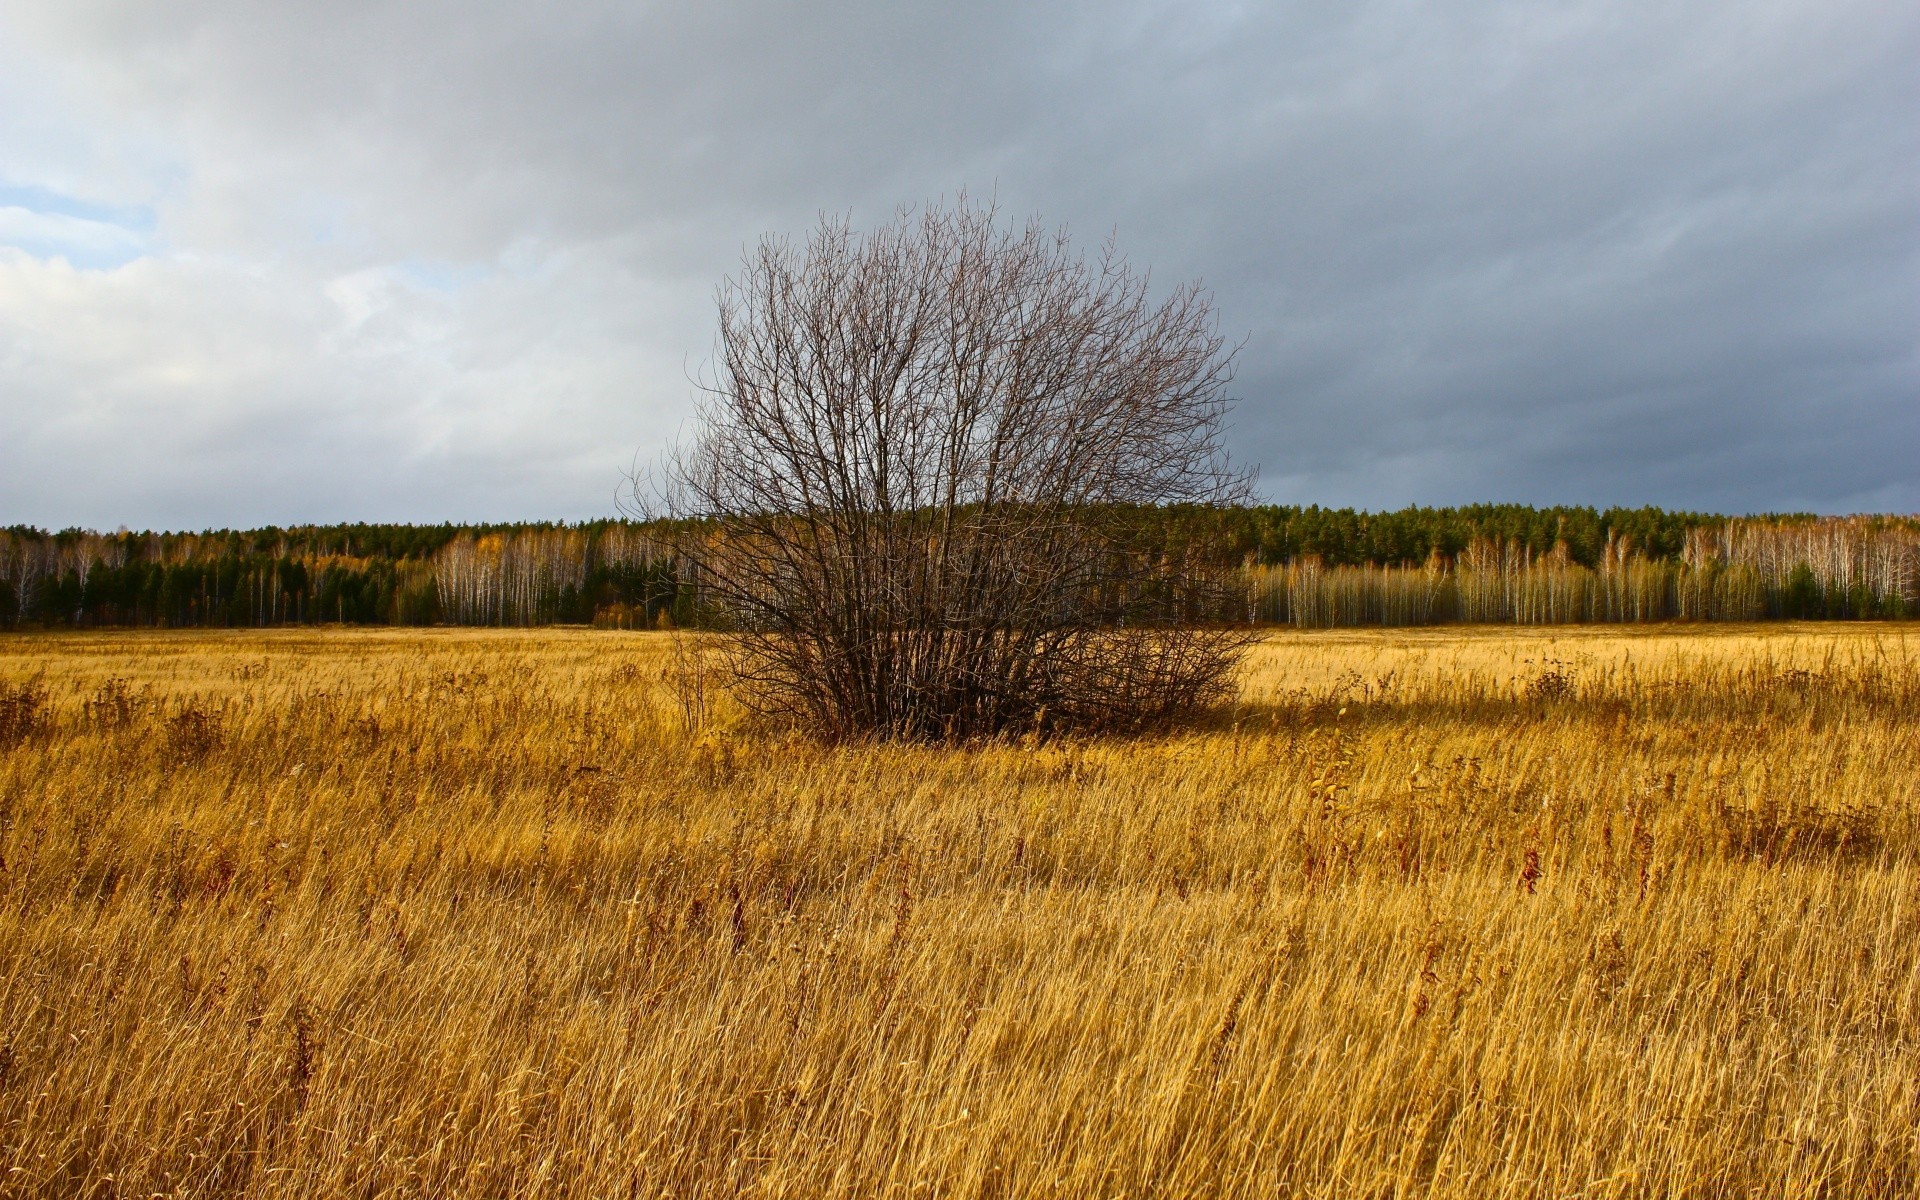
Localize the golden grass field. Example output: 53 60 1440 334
2 624 1917 1198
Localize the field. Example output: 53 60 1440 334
2 625 1918 1198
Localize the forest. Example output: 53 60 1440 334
3 505 1916 629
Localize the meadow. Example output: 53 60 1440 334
1 625 1917 1197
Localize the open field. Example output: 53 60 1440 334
2 625 1918 1197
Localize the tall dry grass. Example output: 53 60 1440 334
1 625 1917 1197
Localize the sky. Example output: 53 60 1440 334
0 0 1914 530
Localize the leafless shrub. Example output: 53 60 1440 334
1524 667 1577 703
166 703 225 763
644 199 1256 741
0 678 48 747
664 632 717 734
84 676 143 730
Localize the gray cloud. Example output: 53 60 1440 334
0 0 1913 528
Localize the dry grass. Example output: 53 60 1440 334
1 624 1918 1198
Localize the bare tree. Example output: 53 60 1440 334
648 199 1255 741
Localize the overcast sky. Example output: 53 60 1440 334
1 0 1914 530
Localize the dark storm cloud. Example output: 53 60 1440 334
0 0 1914 528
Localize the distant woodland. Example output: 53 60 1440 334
3 506 1917 629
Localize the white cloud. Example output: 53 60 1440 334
0 241 697 528
0 205 145 263
0 0 1914 525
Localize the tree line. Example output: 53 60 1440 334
1252 515 1920 626
0 522 686 629
3 506 1916 630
